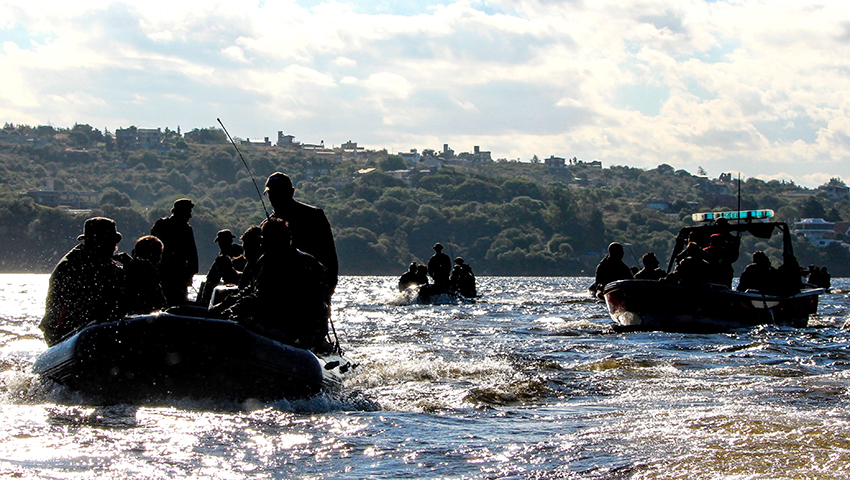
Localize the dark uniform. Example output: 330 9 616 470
593 243 633 296
737 251 774 293
428 243 452 288
450 258 477 297
398 263 422 291
151 198 199 306
231 218 329 350
200 230 240 306
265 172 338 302
40 218 126 346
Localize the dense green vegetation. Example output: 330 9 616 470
2 123 849 277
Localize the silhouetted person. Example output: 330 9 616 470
151 198 198 306
117 235 167 315
40 217 126 346
665 242 710 286
702 234 734 288
775 252 803 296
634 252 666 280
229 218 330 351
416 264 429 285
230 243 247 272
428 243 452 288
200 229 240 306
237 226 263 292
264 172 338 304
807 265 831 290
737 251 774 293
398 263 423 291
593 242 633 295
450 257 477 297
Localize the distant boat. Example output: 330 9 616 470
601 210 824 333
33 308 354 403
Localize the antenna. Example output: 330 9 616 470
737 173 742 224
217 118 270 219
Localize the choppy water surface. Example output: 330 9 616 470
1 274 849 479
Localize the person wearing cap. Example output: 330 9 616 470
151 198 199 306
39 217 127 346
427 243 452 288
199 229 240 306
449 257 477 297
263 172 338 303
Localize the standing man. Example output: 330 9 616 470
264 172 338 303
427 243 452 288
152 198 199 306
40 217 126 345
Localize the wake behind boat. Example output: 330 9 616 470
601 210 825 333
32 308 355 403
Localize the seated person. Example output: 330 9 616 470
664 242 710 286
117 235 167 315
807 266 831 290
415 264 429 285
736 251 774 293
227 218 330 351
200 229 241 306
702 234 734 288
592 242 633 296
39 217 126 346
236 226 263 292
450 257 477 297
229 243 247 272
634 252 666 280
398 263 424 291
774 252 803 296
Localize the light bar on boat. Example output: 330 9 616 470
691 209 774 222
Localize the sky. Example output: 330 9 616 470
2 0 850 188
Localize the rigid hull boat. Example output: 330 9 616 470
32 309 354 403
601 210 824 333
603 279 821 333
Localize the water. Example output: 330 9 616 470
1 274 849 479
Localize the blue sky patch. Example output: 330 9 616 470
614 84 670 117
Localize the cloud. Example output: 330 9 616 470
0 0 849 186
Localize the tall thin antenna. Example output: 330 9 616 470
217 118 270 219
737 173 742 224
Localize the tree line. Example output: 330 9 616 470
1 123 849 277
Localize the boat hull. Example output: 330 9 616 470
603 280 822 333
32 312 352 402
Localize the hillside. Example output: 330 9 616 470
1 123 849 276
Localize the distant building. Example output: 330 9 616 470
399 149 421 163
341 140 363 151
646 199 671 212
442 144 455 159
137 128 162 149
822 183 850 201
420 155 443 171
544 156 566 169
242 137 272 146
115 127 162 149
24 179 98 209
277 131 299 147
795 218 840 247
386 169 413 182
0 131 47 147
